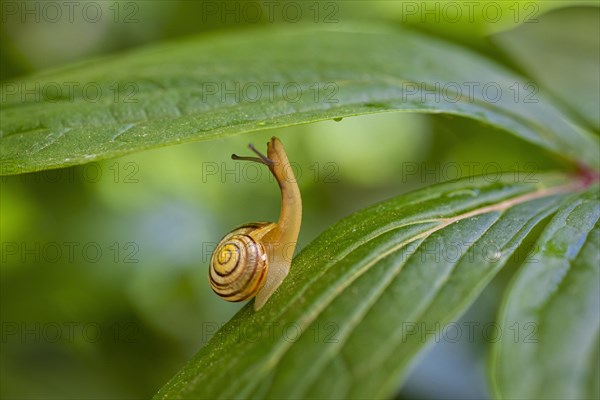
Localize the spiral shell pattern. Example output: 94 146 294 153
209 223 271 301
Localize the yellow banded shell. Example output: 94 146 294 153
209 222 275 301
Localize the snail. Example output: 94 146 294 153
209 137 302 310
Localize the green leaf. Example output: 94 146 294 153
1 28 598 175
490 186 600 400
492 6 600 131
396 0 596 37
155 173 586 399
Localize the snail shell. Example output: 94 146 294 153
209 222 276 301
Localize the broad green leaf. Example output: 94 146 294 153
1 28 598 175
492 6 600 131
155 173 587 399
491 186 600 400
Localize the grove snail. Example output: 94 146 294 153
209 137 302 310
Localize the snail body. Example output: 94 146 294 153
209 137 302 310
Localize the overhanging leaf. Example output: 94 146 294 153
492 6 600 131
491 186 599 399
155 173 588 399
1 28 598 175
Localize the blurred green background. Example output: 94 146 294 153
1 1 597 399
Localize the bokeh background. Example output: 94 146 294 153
1 1 597 398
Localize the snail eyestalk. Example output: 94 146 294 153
231 143 274 166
